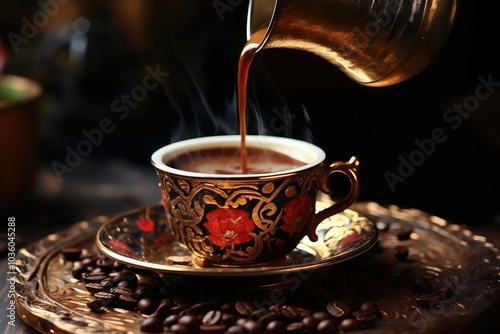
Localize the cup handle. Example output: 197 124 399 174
307 156 360 242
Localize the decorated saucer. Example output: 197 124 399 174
96 201 378 280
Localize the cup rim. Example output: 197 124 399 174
151 135 326 179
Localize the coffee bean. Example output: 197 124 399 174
203 310 222 325
112 261 125 271
117 279 137 290
354 310 378 326
110 286 134 303
326 301 351 319
113 269 138 287
317 319 338 334
78 248 93 259
85 282 104 294
256 312 281 327
82 272 107 284
71 264 85 280
151 302 172 320
312 311 333 322
199 323 227 334
291 305 312 318
302 315 319 331
138 298 160 315
168 305 187 315
286 321 305 333
173 294 193 306
87 299 104 313
249 308 268 322
94 291 114 306
266 320 286 334
177 314 201 330
190 298 222 314
225 325 244 334
140 317 163 333
146 271 165 289
339 317 361 331
96 257 114 271
268 304 281 313
119 294 138 310
279 305 301 321
168 323 190 334
100 277 114 290
81 256 98 268
234 300 256 316
242 319 262 334
92 267 107 275
163 314 179 328
235 318 246 326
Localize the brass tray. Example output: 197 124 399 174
15 202 500 333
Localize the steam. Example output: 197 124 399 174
162 50 238 144
162 43 313 145
247 56 314 143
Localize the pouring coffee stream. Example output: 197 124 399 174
238 0 457 170
238 29 266 173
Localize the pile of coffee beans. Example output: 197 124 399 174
62 246 388 333
61 223 456 333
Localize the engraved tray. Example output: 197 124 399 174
15 202 500 333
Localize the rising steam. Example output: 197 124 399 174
161 42 313 145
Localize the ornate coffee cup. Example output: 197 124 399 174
151 135 360 267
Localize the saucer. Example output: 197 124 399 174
96 201 378 280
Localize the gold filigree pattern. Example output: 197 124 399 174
158 169 321 264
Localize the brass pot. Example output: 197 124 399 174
247 0 457 86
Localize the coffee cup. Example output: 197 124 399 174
151 135 360 267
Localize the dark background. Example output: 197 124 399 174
1 0 499 228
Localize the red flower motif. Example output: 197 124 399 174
106 240 135 256
136 216 155 233
341 232 361 248
281 193 313 235
204 208 255 249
